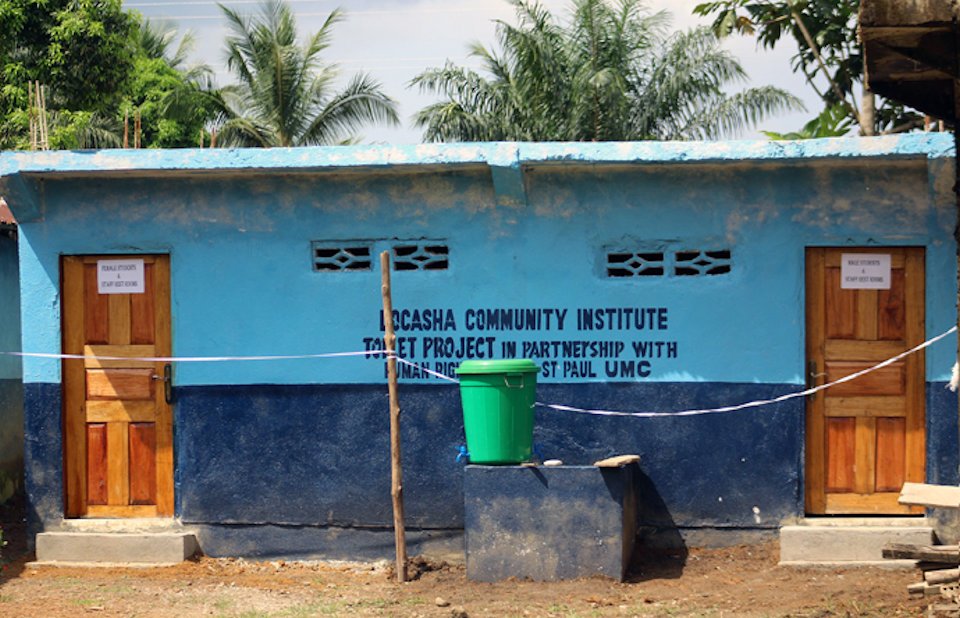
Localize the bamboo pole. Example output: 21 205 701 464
380 250 407 583
28 82 36 150
37 83 48 149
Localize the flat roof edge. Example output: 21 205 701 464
0 134 952 178
515 133 955 165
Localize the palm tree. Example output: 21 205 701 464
412 0 803 142
216 0 399 147
138 19 195 70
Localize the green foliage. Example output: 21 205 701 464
762 103 852 139
46 0 138 111
119 23 219 148
0 0 138 113
215 0 399 147
412 0 801 142
0 0 217 149
693 0 920 135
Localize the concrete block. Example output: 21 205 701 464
464 464 636 582
35 531 199 565
779 519 933 566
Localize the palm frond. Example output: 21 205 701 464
300 73 399 146
412 0 798 143
215 0 396 147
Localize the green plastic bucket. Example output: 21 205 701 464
456 359 540 464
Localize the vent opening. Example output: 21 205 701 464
312 243 372 272
605 251 665 277
393 243 449 271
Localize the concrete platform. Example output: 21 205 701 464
779 517 934 567
464 464 637 582
35 519 199 566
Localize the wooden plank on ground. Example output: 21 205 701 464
925 568 960 585
899 482 960 508
908 581 943 597
883 543 960 563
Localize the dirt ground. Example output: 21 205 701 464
0 499 935 617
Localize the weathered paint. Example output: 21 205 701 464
1 135 957 555
192 524 463 561
0 229 22 503
6 154 956 388
0 134 952 183
21 383 61 531
927 383 960 486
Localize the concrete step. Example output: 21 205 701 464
779 517 934 567
35 520 199 566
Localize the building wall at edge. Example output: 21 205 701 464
0 228 23 504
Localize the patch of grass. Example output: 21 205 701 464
221 602 346 618
350 598 392 609
281 601 345 617
0 594 12 603
213 597 235 614
45 576 87 589
74 598 104 607
96 583 135 595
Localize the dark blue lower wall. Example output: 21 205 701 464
175 382 804 532
21 380 960 557
22 383 62 532
193 524 463 560
536 383 804 529
0 377 24 503
927 382 959 486
176 384 466 528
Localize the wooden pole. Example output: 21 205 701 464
28 82 36 151
38 83 48 150
380 251 407 583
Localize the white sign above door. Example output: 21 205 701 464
97 259 145 294
840 253 891 290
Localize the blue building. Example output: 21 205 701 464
0 134 956 559
0 198 21 505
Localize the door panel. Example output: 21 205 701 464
63 255 172 518
805 247 925 515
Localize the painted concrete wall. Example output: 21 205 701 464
0 227 22 504
1 135 957 557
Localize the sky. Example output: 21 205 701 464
124 0 822 144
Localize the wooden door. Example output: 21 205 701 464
62 255 173 518
805 247 925 514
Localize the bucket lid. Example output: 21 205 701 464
456 359 540 375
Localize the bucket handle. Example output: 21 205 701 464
504 373 525 389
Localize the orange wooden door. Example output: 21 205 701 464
805 247 925 514
62 255 173 518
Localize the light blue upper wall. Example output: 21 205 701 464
2 134 956 386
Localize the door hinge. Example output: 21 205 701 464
152 363 173 404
